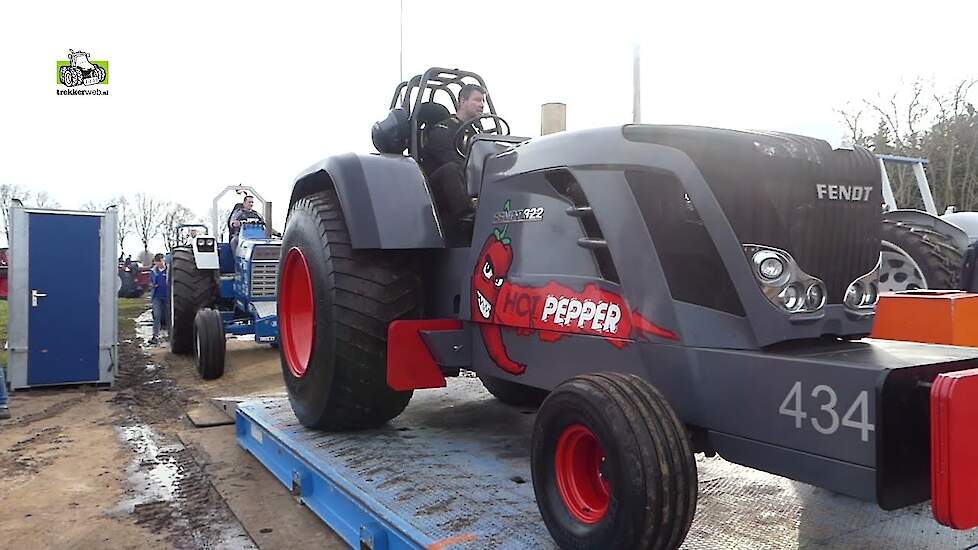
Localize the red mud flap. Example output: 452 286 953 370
931 368 978 529
387 320 462 391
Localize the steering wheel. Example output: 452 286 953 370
453 114 511 157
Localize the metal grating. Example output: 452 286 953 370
238 378 976 549
250 261 278 297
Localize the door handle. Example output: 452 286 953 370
31 289 47 307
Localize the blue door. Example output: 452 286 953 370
28 213 101 385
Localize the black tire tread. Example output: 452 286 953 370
592 373 697 550
286 189 419 430
170 247 217 354
194 308 226 380
881 219 964 289
534 373 697 550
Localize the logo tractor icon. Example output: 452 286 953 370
59 50 106 87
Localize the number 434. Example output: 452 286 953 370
779 382 875 442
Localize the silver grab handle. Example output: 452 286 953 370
31 289 47 307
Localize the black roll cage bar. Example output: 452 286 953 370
388 68 497 160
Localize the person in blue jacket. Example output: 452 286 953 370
0 362 9 420
149 253 169 344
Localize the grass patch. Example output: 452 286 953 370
119 297 149 339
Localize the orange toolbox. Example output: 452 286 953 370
871 290 978 346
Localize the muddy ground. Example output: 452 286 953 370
0 304 338 549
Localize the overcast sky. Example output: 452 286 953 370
1 0 975 252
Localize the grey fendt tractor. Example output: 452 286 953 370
276 68 978 548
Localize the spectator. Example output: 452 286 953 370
149 253 169 345
0 363 9 420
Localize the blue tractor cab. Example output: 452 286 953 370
168 185 281 379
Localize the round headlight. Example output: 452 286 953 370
845 283 863 308
805 282 825 310
862 282 878 306
779 283 804 311
758 257 785 280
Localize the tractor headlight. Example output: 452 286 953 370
757 254 785 281
779 283 804 311
805 282 826 310
744 245 826 314
844 255 882 314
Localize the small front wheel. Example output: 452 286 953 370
531 373 697 549
194 308 226 380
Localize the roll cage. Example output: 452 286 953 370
389 68 499 161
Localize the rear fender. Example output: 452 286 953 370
289 153 444 249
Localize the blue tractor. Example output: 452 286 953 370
168 185 281 379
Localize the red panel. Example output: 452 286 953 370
931 368 978 530
387 320 462 391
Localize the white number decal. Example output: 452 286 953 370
841 391 875 442
778 381 808 429
779 382 875 441
810 385 840 435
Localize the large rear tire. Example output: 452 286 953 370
479 374 549 407
880 219 964 291
532 373 697 550
194 308 226 380
278 189 420 430
169 247 217 355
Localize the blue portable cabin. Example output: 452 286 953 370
6 203 118 389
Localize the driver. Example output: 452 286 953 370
424 83 485 172
230 195 265 249
423 84 486 242
230 195 264 237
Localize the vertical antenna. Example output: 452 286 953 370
632 38 641 124
399 0 404 82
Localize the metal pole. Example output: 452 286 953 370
632 39 641 124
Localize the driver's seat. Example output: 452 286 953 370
415 102 451 173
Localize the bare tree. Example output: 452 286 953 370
0 184 32 244
82 195 135 256
838 77 978 211
160 202 198 251
33 191 60 208
132 193 166 253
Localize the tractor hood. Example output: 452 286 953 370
623 126 882 305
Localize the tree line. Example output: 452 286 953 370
0 185 213 257
839 78 978 212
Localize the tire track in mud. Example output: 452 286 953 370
110 310 255 549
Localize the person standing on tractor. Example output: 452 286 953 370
423 84 486 242
149 253 169 345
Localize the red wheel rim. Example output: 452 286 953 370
555 424 610 524
280 247 315 378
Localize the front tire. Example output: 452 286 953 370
278 189 420 430
531 373 697 550
169 246 217 354
194 308 226 380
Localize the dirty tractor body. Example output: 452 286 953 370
168 187 280 379
277 68 978 548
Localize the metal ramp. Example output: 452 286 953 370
236 378 977 549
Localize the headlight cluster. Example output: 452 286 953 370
843 256 882 312
744 245 826 313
